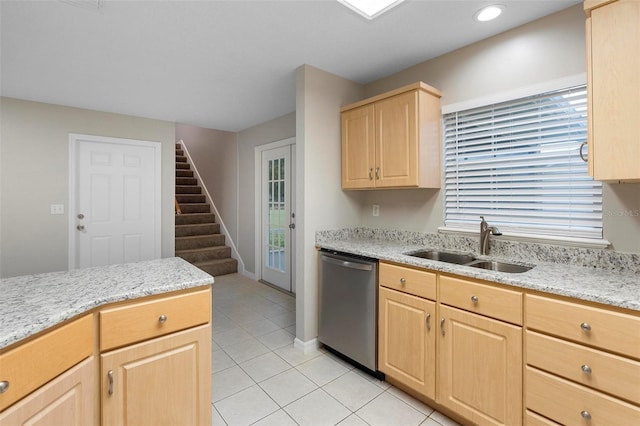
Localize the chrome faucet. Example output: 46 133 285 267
480 216 502 255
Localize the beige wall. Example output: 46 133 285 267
295 65 365 343
0 97 176 278
355 4 639 253
236 112 296 275
175 123 238 249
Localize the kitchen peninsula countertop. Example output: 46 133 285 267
317 230 640 312
0 257 213 350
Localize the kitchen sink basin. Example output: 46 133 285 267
466 260 533 273
407 250 476 265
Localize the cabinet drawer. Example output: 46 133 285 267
526 367 640 425
525 410 560 426
526 331 640 403
526 294 640 359
379 262 436 300
100 288 210 351
0 315 93 411
439 275 522 325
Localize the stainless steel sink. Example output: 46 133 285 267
466 260 533 273
407 250 476 265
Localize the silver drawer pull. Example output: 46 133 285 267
159 314 168 324
580 322 591 332
581 410 592 420
471 295 479 304
440 318 445 336
400 278 406 285
108 370 114 396
426 313 431 331
581 364 592 374
0 381 9 394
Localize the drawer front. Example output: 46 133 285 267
526 294 640 359
526 367 640 425
379 262 436 300
439 275 523 325
100 288 211 351
526 331 640 403
525 410 561 426
0 315 93 411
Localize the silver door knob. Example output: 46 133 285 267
77 213 85 219
289 223 296 229
77 225 85 231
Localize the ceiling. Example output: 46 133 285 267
1 0 581 132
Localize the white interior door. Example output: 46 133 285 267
261 145 294 292
69 134 161 269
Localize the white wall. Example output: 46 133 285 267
175 123 238 248
295 65 365 344
236 112 296 276
0 97 176 278
355 4 639 253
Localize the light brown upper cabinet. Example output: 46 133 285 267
341 82 442 189
585 0 640 182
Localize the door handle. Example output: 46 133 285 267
77 225 85 231
289 223 295 229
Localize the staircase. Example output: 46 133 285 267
175 143 238 276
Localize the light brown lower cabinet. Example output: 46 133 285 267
438 305 523 426
378 286 436 399
526 366 640 425
101 324 211 426
0 356 95 425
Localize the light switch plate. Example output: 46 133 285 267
372 204 380 217
50 204 65 215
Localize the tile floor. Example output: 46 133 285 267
212 273 461 426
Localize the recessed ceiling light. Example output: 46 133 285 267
474 5 503 22
338 0 405 20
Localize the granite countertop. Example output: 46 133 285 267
0 257 214 350
316 234 640 313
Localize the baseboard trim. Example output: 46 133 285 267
294 337 319 354
241 270 256 281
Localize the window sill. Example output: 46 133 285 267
437 226 611 250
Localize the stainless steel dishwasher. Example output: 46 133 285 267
318 250 383 379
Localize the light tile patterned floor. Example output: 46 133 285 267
212 273 461 426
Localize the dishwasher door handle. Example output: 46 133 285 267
321 255 374 271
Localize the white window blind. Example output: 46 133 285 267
443 85 603 240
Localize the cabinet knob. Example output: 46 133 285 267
581 410 592 420
580 322 591 332
581 364 592 374
471 295 479 304
0 381 9 394
400 277 406 285
159 314 168 324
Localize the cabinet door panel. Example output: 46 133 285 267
438 305 522 426
101 325 211 426
341 105 375 189
379 287 436 399
375 91 419 187
0 357 94 426
589 0 640 181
